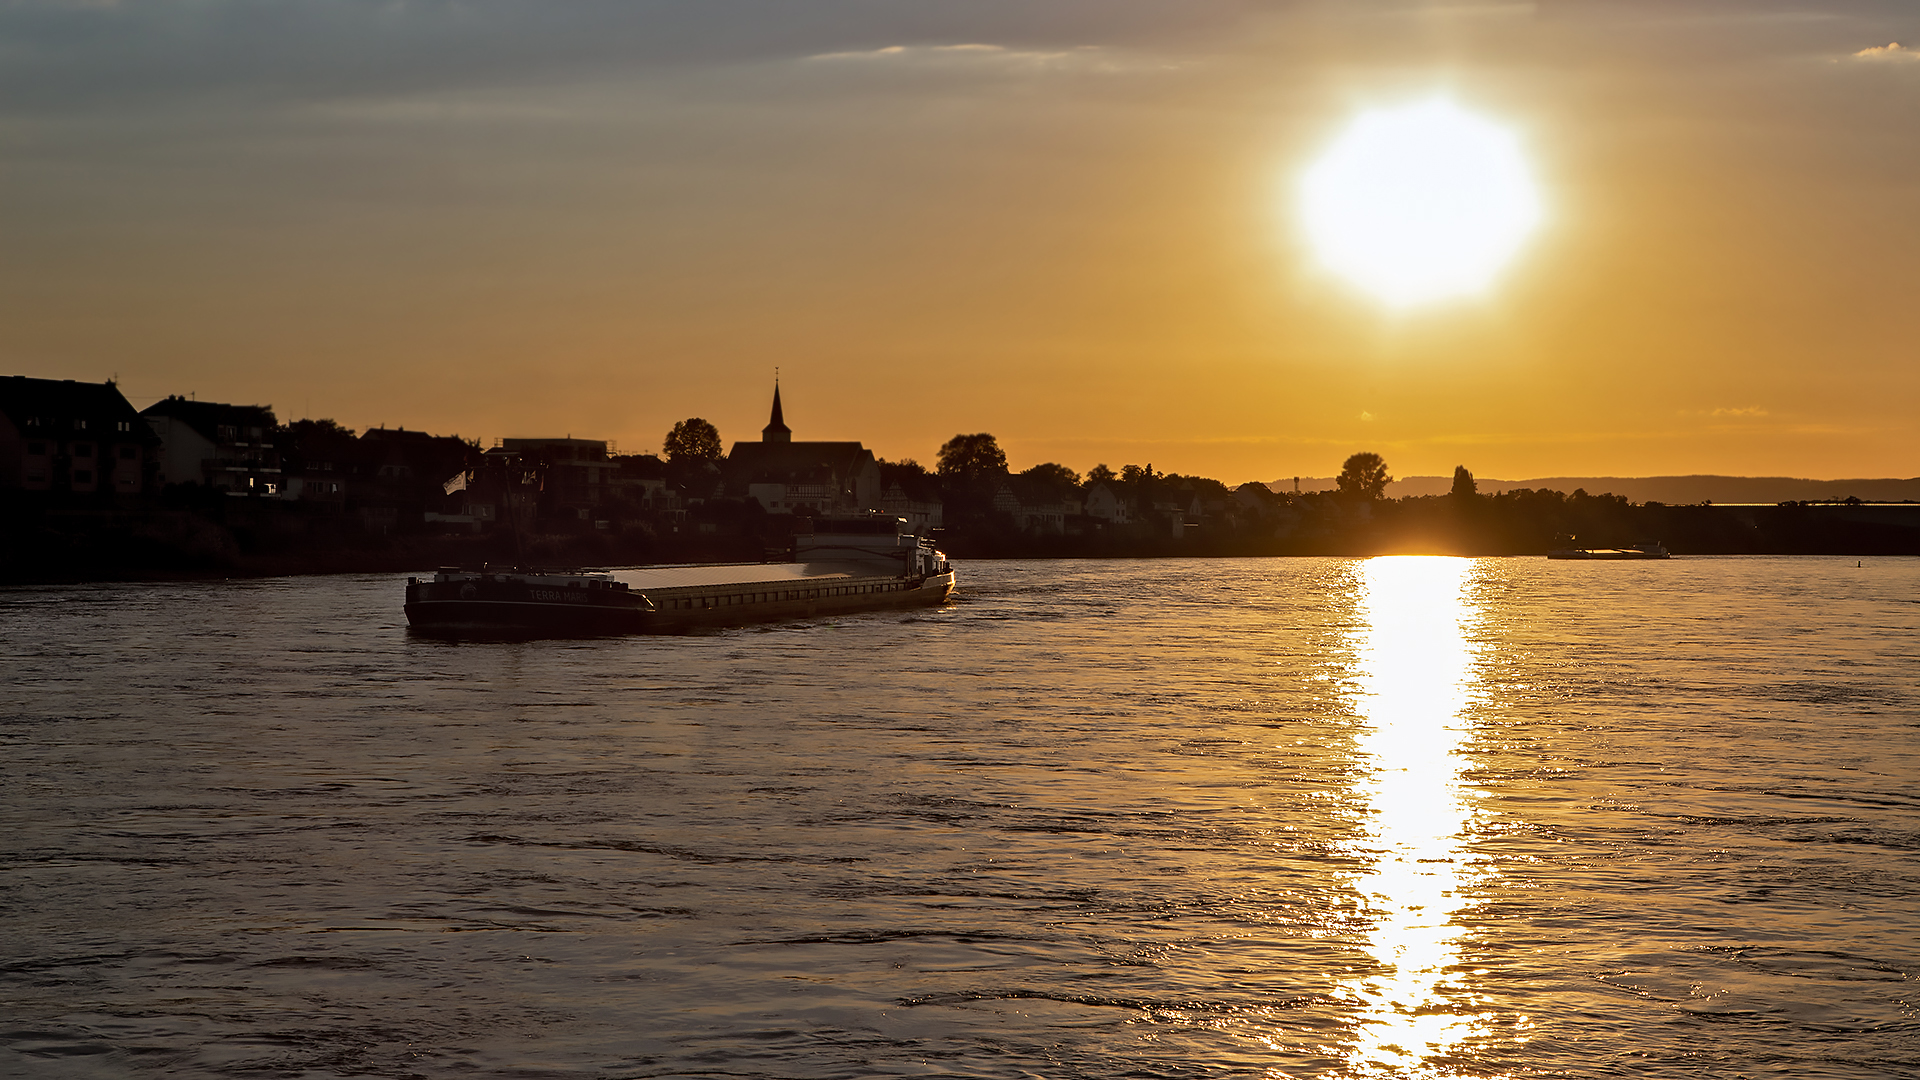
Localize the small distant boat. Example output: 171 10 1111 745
1547 540 1671 561
404 515 955 635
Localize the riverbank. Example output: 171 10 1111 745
0 508 757 586
5 498 1916 585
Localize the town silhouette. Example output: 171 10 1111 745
2 374 1915 583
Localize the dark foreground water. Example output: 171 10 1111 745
2 556 1916 1079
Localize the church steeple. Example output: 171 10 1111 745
762 380 791 443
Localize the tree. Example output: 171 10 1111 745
1336 452 1391 500
936 433 1007 479
1086 463 1116 486
878 457 931 491
284 418 356 441
1451 465 1477 498
663 418 722 464
1020 462 1082 490
1162 473 1231 502
279 418 360 475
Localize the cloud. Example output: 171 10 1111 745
812 43 995 60
1852 42 1920 62
1675 406 1770 419
300 94 570 125
805 42 1101 69
0 1 1224 117
1405 2 1538 19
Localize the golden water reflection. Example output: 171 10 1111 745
1345 556 1484 1074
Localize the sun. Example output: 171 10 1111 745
1298 98 1544 308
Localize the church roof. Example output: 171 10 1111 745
763 384 791 441
726 440 873 481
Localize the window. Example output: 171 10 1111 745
73 470 92 483
117 421 132 432
73 419 88 430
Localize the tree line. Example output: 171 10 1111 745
8 414 1907 585
647 419 1915 558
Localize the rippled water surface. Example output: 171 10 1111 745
3 556 1917 1078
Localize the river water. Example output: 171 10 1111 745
2 556 1916 1078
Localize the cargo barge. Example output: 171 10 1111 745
1547 540 1671 560
403 516 954 635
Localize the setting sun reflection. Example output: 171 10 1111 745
1345 556 1484 1074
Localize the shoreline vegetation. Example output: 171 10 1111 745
5 430 1916 584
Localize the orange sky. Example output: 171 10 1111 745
2 2 1915 483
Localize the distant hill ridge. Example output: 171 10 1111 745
1266 475 1920 504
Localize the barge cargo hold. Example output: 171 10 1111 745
403 516 955 635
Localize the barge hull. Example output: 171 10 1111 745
402 599 652 635
405 569 954 636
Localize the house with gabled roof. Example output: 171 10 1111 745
141 395 281 495
991 477 1067 534
1083 481 1133 525
0 376 157 497
879 467 944 532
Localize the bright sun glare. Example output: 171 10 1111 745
1299 98 1543 308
